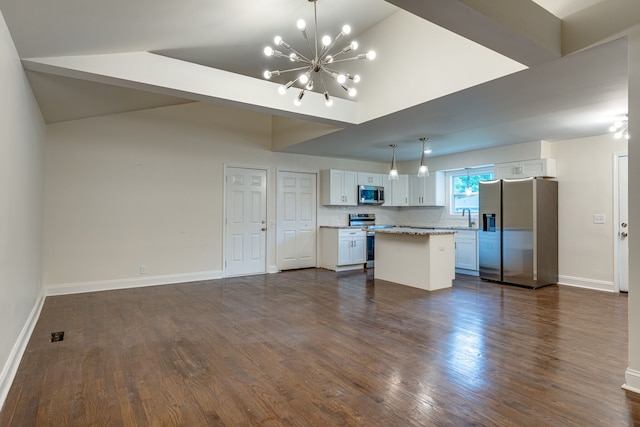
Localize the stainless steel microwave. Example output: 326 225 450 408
358 185 385 205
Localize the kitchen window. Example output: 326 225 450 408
447 166 494 215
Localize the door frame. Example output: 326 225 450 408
613 152 628 292
223 164 270 278
276 169 319 271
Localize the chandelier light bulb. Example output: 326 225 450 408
342 25 351 35
278 85 287 95
350 41 359 50
297 19 306 31
348 88 357 97
294 90 305 106
306 80 314 90
366 50 377 60
322 35 332 46
337 74 346 84
300 73 309 84
263 70 272 79
609 125 617 132
351 74 361 83
264 47 274 56
326 55 334 64
289 53 298 61
274 36 282 46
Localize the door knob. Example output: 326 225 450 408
621 232 628 238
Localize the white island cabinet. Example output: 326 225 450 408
374 228 456 291
320 227 366 272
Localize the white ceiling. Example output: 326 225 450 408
0 0 630 163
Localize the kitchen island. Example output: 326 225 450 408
374 228 456 291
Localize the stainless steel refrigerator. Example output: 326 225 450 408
479 178 558 288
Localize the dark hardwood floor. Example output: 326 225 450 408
1 269 639 426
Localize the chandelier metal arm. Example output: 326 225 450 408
275 43 313 64
269 65 314 75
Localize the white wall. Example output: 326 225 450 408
0 12 45 407
43 102 391 290
550 134 627 290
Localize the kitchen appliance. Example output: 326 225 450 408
479 177 558 288
349 213 393 268
358 185 385 205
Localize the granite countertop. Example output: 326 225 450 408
399 225 479 231
319 225 364 229
375 227 456 236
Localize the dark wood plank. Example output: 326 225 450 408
1 269 640 426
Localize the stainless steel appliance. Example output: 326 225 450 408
479 177 558 288
358 185 385 205
349 213 393 268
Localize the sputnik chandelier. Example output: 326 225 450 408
610 115 630 140
263 0 376 107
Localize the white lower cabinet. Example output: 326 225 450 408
454 230 478 273
320 228 366 271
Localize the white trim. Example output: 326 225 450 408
268 265 280 274
45 271 223 296
623 368 640 394
613 152 628 292
0 289 46 410
557 275 616 292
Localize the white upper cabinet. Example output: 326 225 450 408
320 169 358 206
409 171 445 206
357 172 383 186
389 174 409 206
494 158 557 179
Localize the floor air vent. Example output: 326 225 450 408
50 331 64 342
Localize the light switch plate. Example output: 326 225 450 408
593 214 605 224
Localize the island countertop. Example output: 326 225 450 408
375 227 456 236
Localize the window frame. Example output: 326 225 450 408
444 166 494 218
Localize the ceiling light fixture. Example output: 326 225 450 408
610 115 630 139
417 137 430 178
262 0 376 107
388 144 399 181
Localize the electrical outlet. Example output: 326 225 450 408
593 214 605 224
139 264 147 274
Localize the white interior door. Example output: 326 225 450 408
225 167 267 277
618 155 629 292
277 171 317 270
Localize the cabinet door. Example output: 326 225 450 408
391 174 409 206
338 237 353 265
455 238 478 270
494 162 521 179
351 236 367 264
357 172 383 186
423 172 445 206
409 175 426 205
343 170 358 206
328 170 346 205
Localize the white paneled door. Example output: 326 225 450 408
618 155 629 292
277 171 317 270
225 167 267 277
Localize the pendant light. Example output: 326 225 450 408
417 137 429 177
388 144 399 180
465 168 473 196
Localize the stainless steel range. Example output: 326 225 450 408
349 213 393 268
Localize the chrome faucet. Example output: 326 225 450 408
462 208 473 228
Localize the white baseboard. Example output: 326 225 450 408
455 268 479 276
623 368 640 394
557 275 616 292
45 270 224 296
0 289 46 411
268 265 279 274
